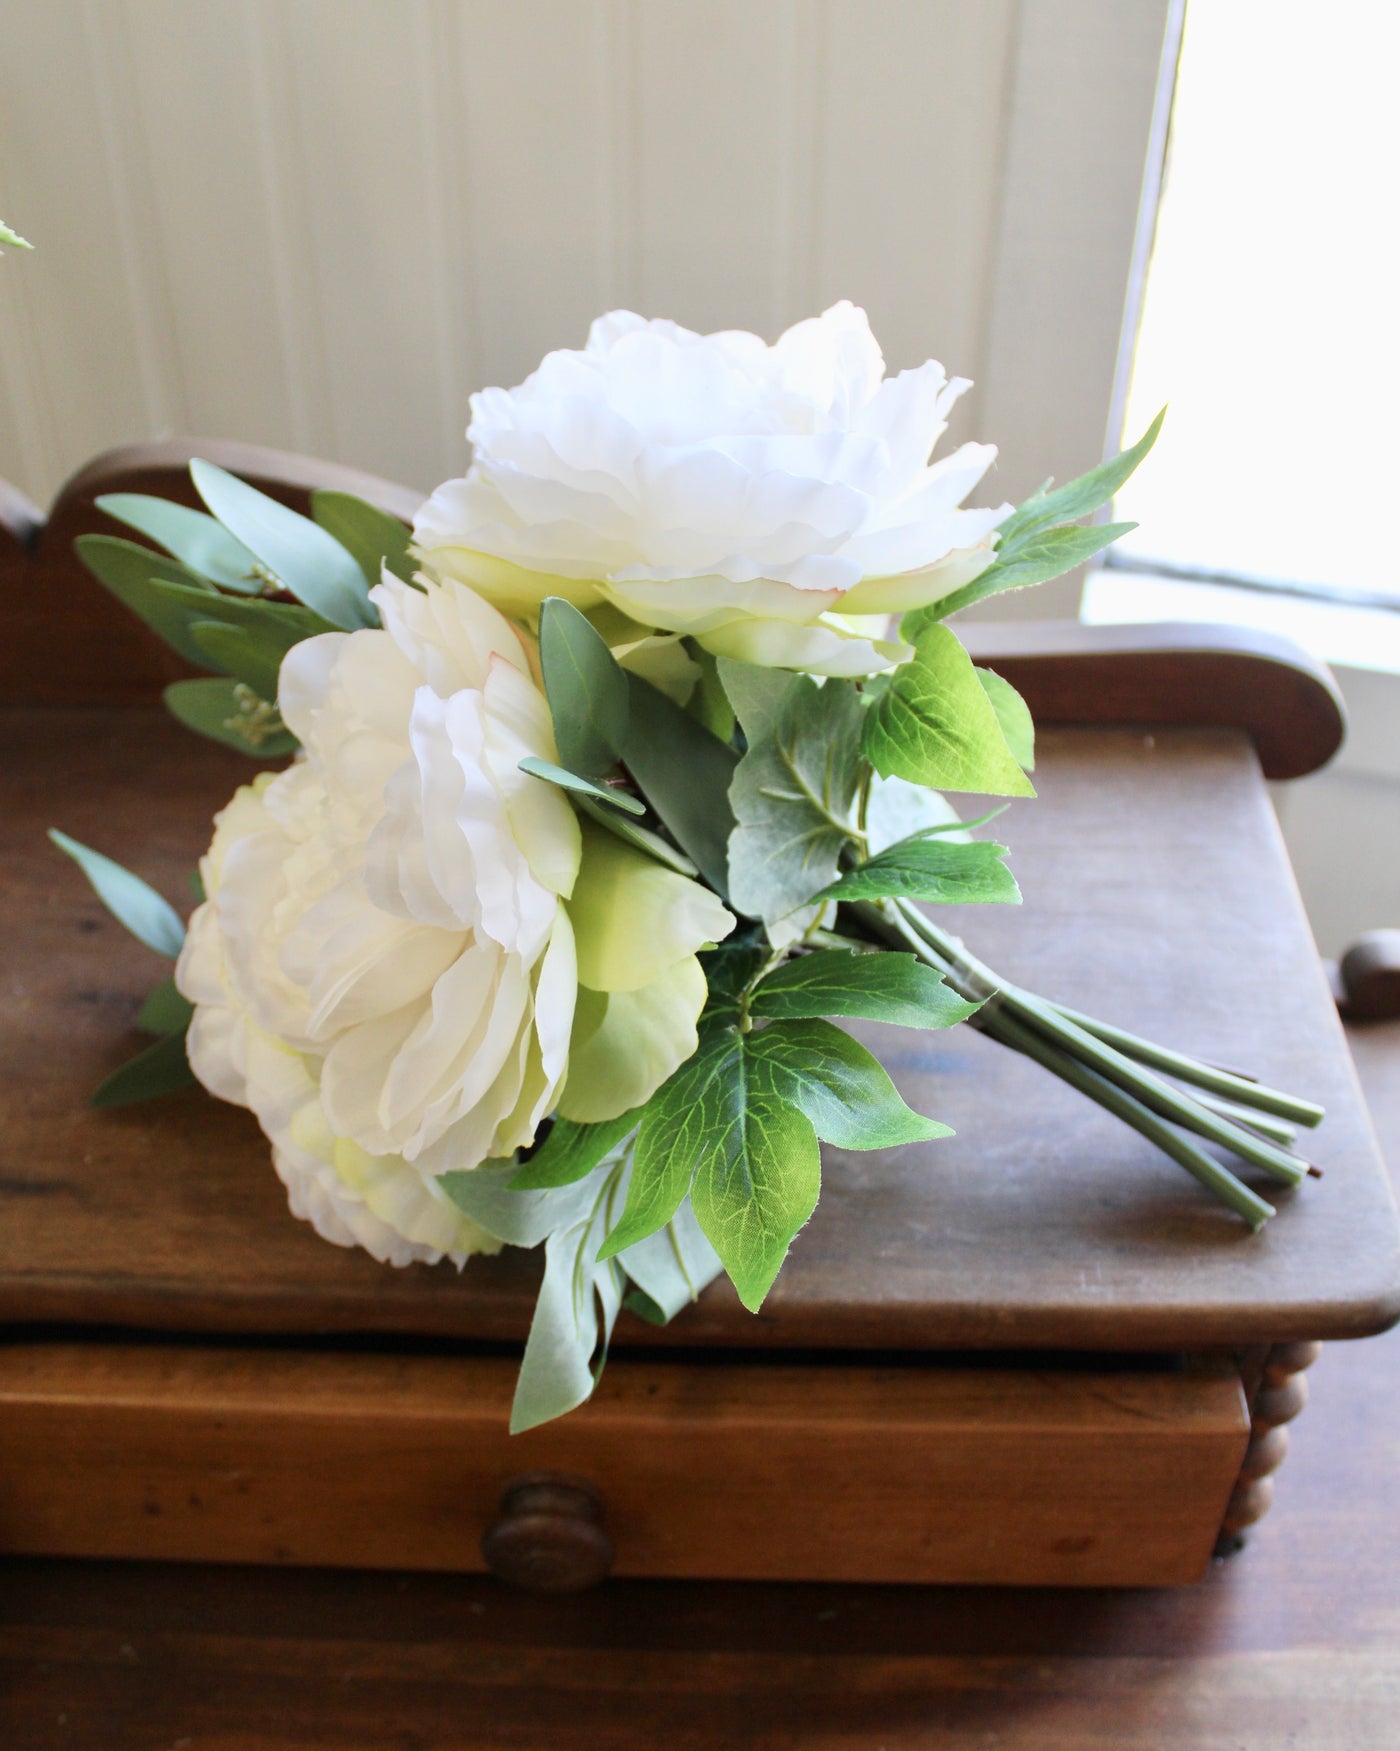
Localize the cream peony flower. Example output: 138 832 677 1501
415 302 1009 677
176 570 733 1266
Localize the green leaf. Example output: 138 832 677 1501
75 535 222 666
517 756 645 816
997 409 1165 546
749 948 980 1030
617 1198 723 1321
96 493 262 593
538 596 631 780
716 657 794 746
746 1018 951 1150
440 1157 602 1248
1 219 33 249
189 620 284 699
915 522 1136 626
573 793 700 876
817 836 1020 906
622 672 738 897
163 678 297 757
726 673 865 927
310 489 416 588
974 668 1035 771
189 459 374 631
863 624 1035 797
147 576 332 651
135 979 195 1036
689 646 736 742
49 831 185 957
93 1029 196 1108
511 1108 644 1190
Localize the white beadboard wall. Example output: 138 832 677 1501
0 0 1171 567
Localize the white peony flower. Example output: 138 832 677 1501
177 570 733 1267
415 302 1009 676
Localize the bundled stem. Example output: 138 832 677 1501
847 898 1319 1226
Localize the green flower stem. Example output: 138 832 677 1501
1188 1092 1299 1149
1031 1001 1325 1129
886 902 1310 1188
989 1008 1277 1230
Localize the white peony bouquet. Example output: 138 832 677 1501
55 305 1323 1430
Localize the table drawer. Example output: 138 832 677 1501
0 1344 1248 1587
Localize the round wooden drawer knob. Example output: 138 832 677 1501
481 1471 613 1592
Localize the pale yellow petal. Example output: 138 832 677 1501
556 957 708 1122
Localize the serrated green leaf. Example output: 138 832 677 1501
190 459 374 631
518 755 645 815
135 978 195 1036
163 678 297 757
997 409 1165 546
862 624 1036 797
75 535 222 666
93 1029 196 1108
974 667 1035 771
817 835 1020 906
622 672 738 897
913 522 1136 626
189 620 283 699
96 493 262 593
726 673 865 926
1 219 33 249
749 948 979 1030
746 1018 951 1150
310 489 416 588
538 596 630 780
511 1107 645 1190
49 831 185 957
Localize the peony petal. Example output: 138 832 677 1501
698 614 910 677
556 956 708 1123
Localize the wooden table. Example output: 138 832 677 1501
2 444 1397 1596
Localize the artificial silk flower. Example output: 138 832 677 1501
414 301 1009 676
176 568 731 1265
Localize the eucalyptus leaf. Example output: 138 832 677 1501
689 647 736 742
746 1018 951 1151
622 672 738 896
189 620 283 699
518 755 645 816
974 668 1035 771
75 535 221 666
49 831 186 958
573 792 700 876
146 576 332 650
96 493 262 593
862 624 1036 797
93 1029 196 1108
135 978 195 1036
817 836 1020 907
163 678 297 757
749 948 980 1030
538 596 630 780
189 459 374 630
726 673 865 927
310 489 416 588
511 1108 644 1190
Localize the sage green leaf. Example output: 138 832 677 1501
189 620 283 699
818 836 1020 907
310 489 416 588
726 674 865 926
538 596 630 779
688 1090 820 1313
975 668 1035 771
49 830 185 957
96 493 262 593
511 1107 645 1190
689 647 736 742
996 409 1165 547
622 672 738 897
189 459 374 630
163 678 297 757
75 535 221 666
1 219 33 249
135 979 195 1036
146 576 332 650
510 1160 630 1433
867 775 967 853
862 624 1036 797
617 1198 722 1321
716 656 792 744
573 792 699 876
750 948 979 1030
518 755 645 815
93 1029 196 1108
440 1156 603 1248
912 522 1136 627
746 1018 950 1150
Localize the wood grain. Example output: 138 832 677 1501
0 1344 1246 1589
3 706 1395 1353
